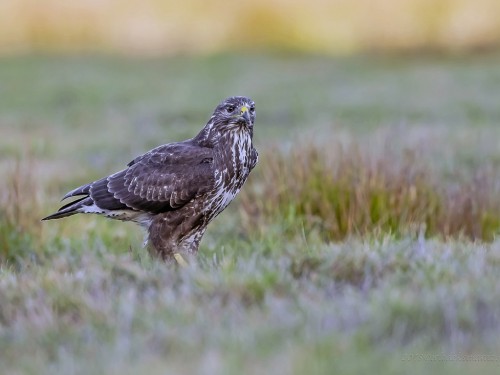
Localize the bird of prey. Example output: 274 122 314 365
43 96 258 265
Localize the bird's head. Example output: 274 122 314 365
211 96 256 131
195 96 256 147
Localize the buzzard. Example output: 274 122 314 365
43 96 258 265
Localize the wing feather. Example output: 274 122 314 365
105 142 215 213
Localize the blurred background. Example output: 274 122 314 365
2 2 500 374
2 0 500 292
1 0 500 55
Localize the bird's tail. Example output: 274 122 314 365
41 196 90 221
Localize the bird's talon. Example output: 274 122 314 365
174 253 189 267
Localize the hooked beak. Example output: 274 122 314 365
238 106 252 126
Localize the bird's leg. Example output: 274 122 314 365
173 252 189 267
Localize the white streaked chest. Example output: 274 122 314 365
208 130 253 214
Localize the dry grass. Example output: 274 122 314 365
1 55 500 373
1 0 500 55
240 131 500 242
0 156 44 263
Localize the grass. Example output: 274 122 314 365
240 133 500 241
1 236 499 374
2 0 500 54
1 53 500 374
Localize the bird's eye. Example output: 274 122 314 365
249 105 255 113
225 105 236 113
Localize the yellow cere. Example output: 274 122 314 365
240 106 248 114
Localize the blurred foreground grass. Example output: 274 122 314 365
1 236 499 374
1 54 500 374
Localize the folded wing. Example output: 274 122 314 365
102 142 215 213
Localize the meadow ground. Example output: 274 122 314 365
1 53 500 374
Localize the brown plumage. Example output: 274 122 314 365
43 96 258 262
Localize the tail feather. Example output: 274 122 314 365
62 183 92 200
41 196 90 221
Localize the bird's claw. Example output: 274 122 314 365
173 253 189 267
